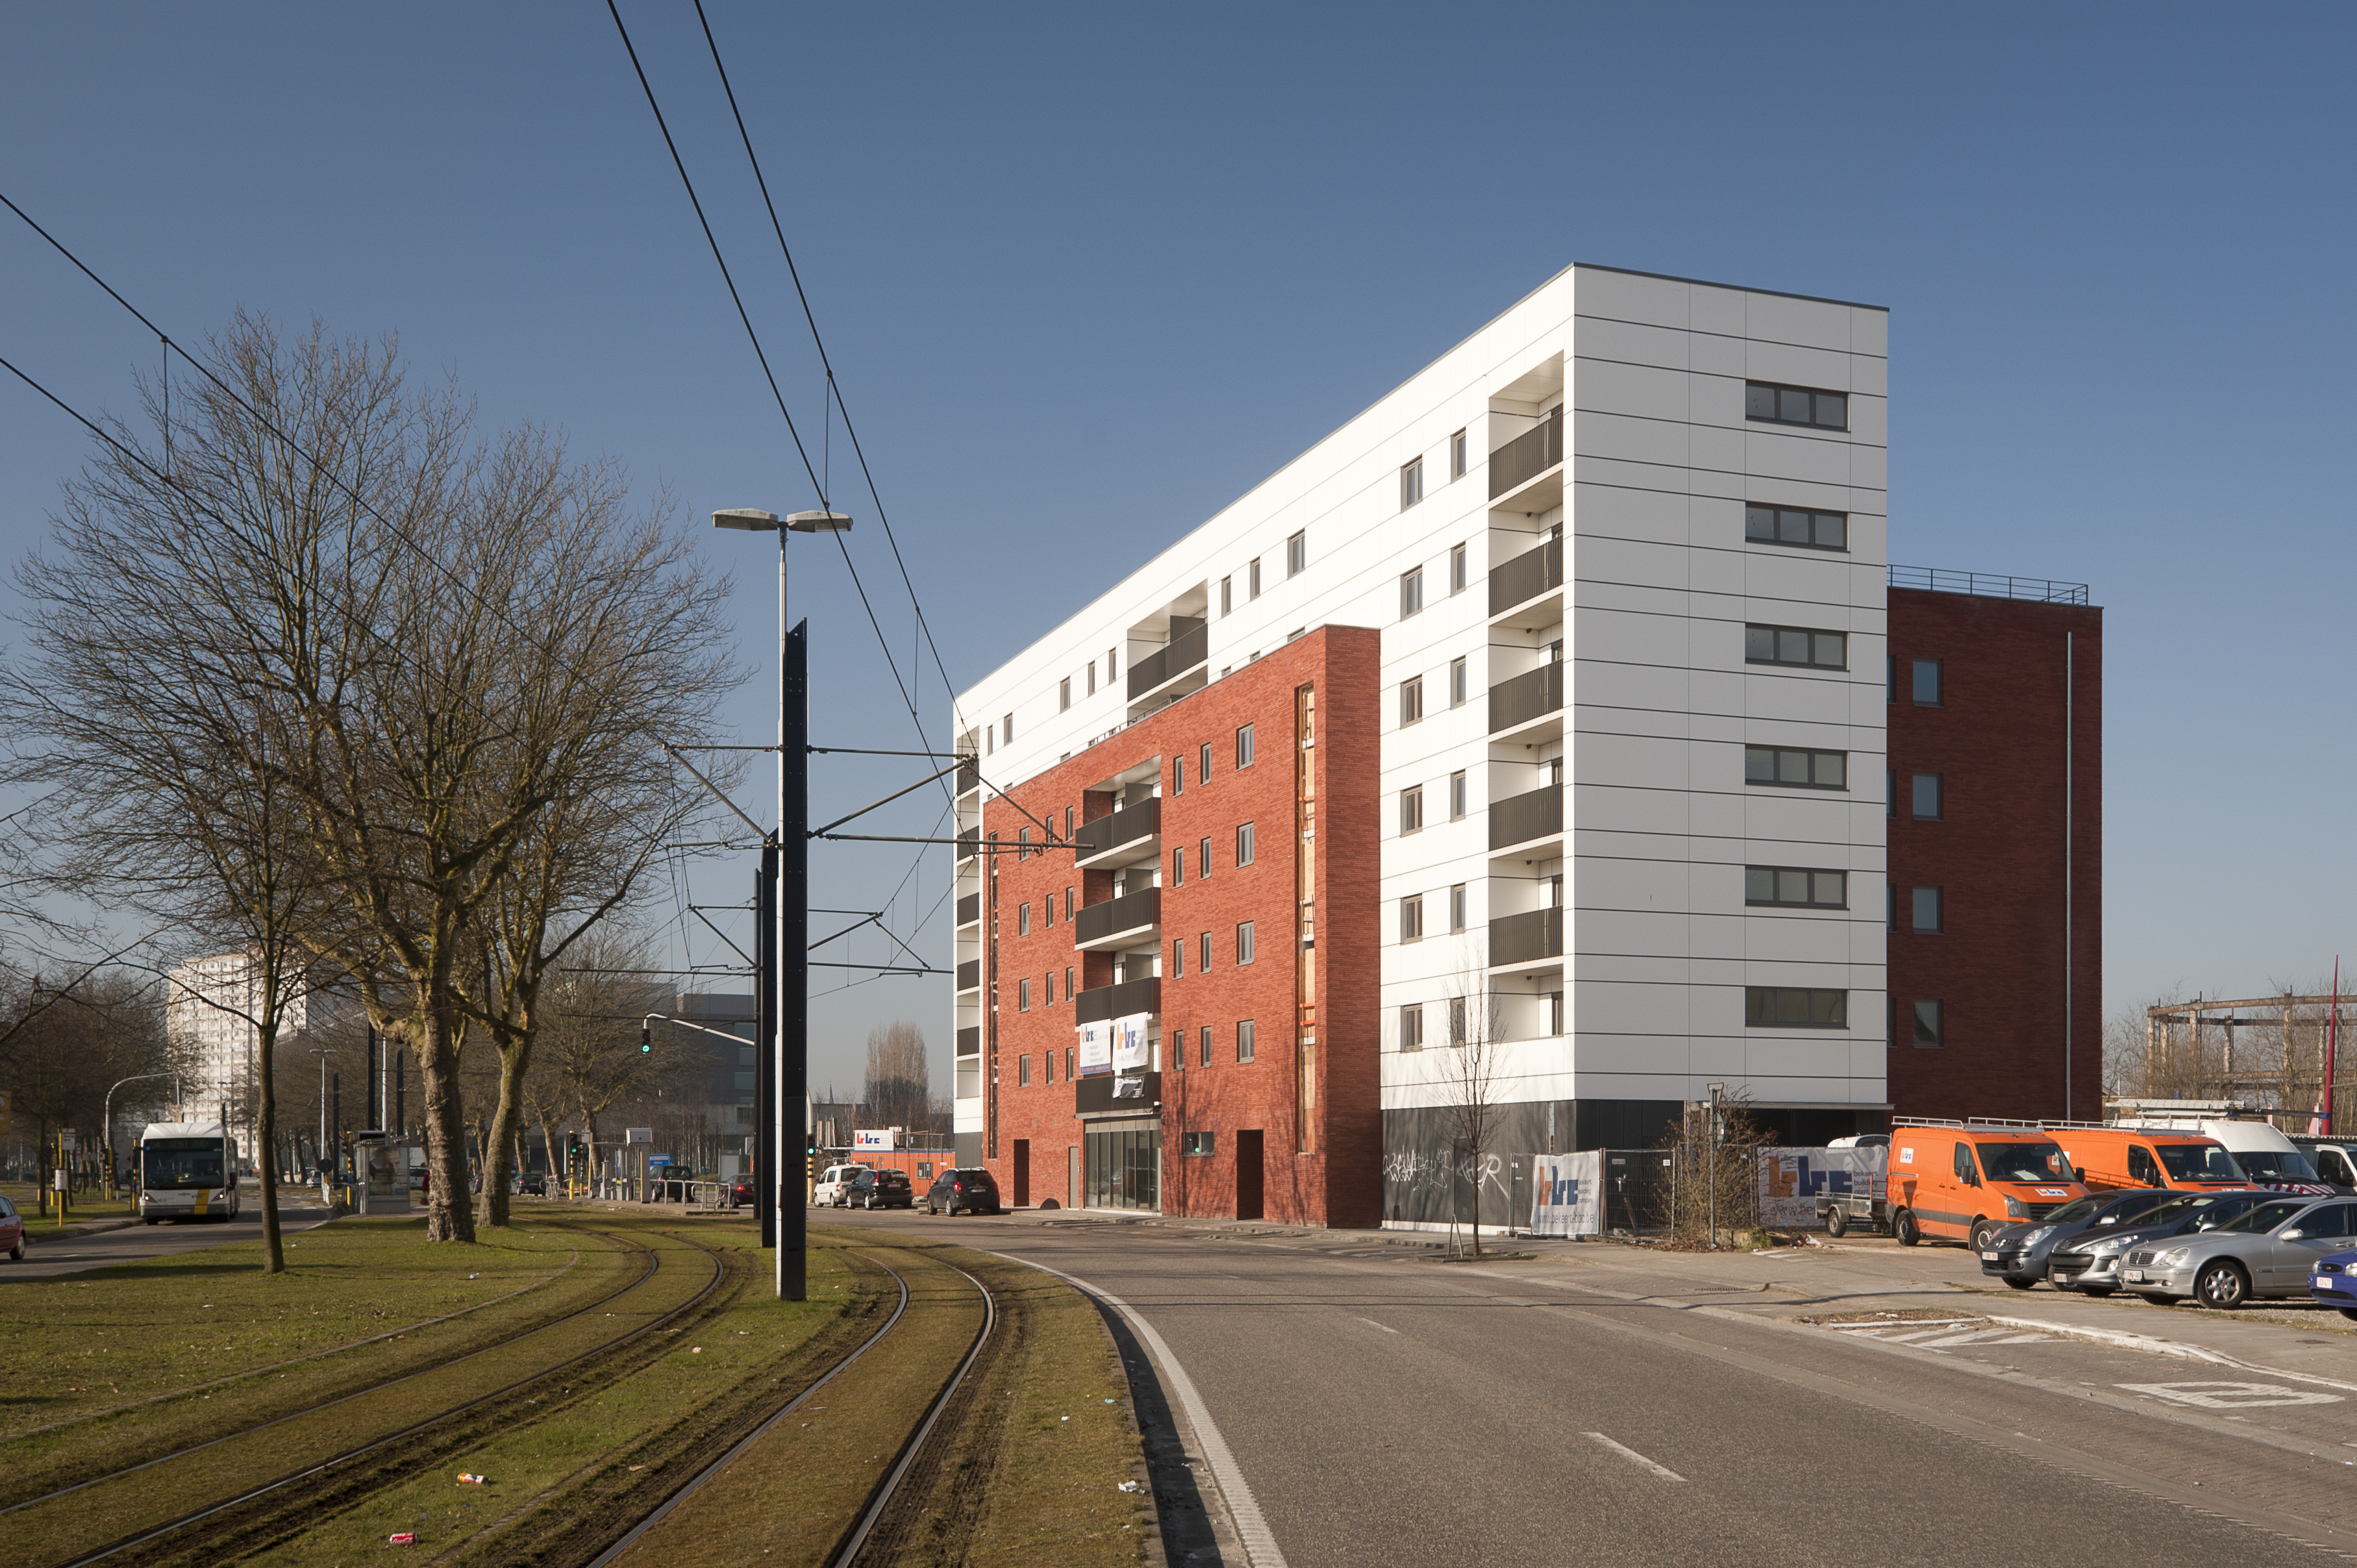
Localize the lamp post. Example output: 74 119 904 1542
310 1046 333 1201
101 1072 179 1198
714 505 850 1302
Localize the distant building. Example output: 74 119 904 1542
673 991 757 1141
165 950 306 1156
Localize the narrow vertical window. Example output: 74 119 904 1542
1200 1025 1212 1068
1236 821 1255 865
1449 770 1467 819
1236 921 1255 965
1017 978 1031 1012
1059 677 1071 712
1086 660 1096 695
1287 530 1306 577
1914 1000 1944 1047
1401 456 1425 509
1400 895 1424 942
1171 846 1184 886
1199 930 1211 972
1399 785 1424 834
1450 541 1467 593
1913 659 1943 706
1449 656 1467 707
1065 964 1073 999
1199 741 1212 782
1003 712 1014 744
1912 773 1943 820
1198 835 1212 877
1912 886 1943 933
1018 1053 1030 1084
1236 723 1255 768
1449 998 1467 1047
1238 1019 1256 1064
1400 566 1424 618
1107 646 1118 682
1171 938 1184 978
1450 429 1468 480
1018 901 1031 936
1449 882 1467 933
1173 755 1185 795
1399 676 1423 726
1249 558 1262 599
1220 576 1232 615
1401 1004 1424 1051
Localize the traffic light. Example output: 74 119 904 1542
640 1018 653 1054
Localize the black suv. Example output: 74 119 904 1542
847 1168 915 1211
923 1167 1002 1216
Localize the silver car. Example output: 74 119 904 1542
2121 1195 2357 1308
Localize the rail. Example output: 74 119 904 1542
1888 564 2089 605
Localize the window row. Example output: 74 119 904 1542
1215 536 1308 617
1397 770 1473 834
1398 544 1470 617
1398 991 1564 1048
1745 866 1845 908
1744 503 1849 551
1744 380 1849 431
1166 823 1258 886
1397 884 1471 941
1745 623 1846 671
1744 744 1847 791
1010 1019 1260 1088
1169 921 1258 973
1400 429 1473 511
1397 656 1470 725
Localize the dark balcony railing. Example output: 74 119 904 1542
1076 886 1161 947
1490 906 1564 967
957 754 980 793
956 1026 980 1057
1077 1069 1162 1115
956 827 979 861
1075 975 1162 1025
1126 619 1208 700
955 958 982 991
1490 536 1564 616
1074 796 1160 864
1488 661 1563 733
956 891 980 926
1488 407 1564 500
1488 784 1564 851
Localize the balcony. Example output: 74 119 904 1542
957 754 980 793
1488 784 1564 851
956 891 981 927
1490 906 1564 968
1488 661 1562 734
1075 886 1161 951
1075 975 1161 1025
1077 1069 1162 1115
955 827 979 862
1074 796 1160 869
956 1026 980 1057
955 958 982 992
1488 407 1563 501
1127 619 1208 702
1490 536 1563 617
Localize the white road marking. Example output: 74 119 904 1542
1356 1317 1399 1334
2117 1381 2345 1410
1583 1432 1686 1481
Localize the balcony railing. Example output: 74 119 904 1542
1075 975 1161 1025
956 1026 980 1057
1488 784 1564 851
955 827 979 862
1077 1069 1162 1115
1490 906 1564 967
956 891 980 926
1126 620 1208 701
1074 797 1160 867
1488 661 1562 733
1076 886 1161 948
955 958 982 991
1490 536 1563 616
1888 564 2091 605
1488 407 1564 499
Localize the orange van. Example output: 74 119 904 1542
1886 1120 2085 1251
2040 1126 2246 1194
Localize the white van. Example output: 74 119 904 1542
2112 1114 2332 1193
812 1162 872 1208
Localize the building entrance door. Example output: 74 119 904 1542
1235 1129 1264 1221
1012 1139 1029 1208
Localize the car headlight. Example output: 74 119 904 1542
2084 1234 2134 1256
2157 1246 2193 1268
2019 1226 2056 1249
2005 1196 2028 1219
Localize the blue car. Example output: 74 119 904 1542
2310 1247 2357 1321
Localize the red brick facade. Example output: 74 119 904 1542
1886 588 2102 1123
978 627 1381 1226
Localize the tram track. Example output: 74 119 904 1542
23 1225 736 1568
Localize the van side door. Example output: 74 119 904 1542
2128 1145 2163 1188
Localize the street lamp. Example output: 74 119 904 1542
101 1071 181 1197
714 504 851 1303
310 1046 334 1199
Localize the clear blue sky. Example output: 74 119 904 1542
4 3 2352 1093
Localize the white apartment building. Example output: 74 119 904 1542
950 264 1889 1223
166 949 306 1148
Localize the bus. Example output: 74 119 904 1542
138 1121 240 1224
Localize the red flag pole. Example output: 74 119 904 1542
2326 959 2341 1137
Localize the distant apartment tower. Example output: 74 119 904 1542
947 262 2095 1227
166 949 306 1141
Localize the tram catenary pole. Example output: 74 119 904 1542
756 846 777 1249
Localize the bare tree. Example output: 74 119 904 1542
1657 1090 1769 1247
527 933 679 1191
862 1021 931 1134
0 968 168 1210
1432 955 1506 1257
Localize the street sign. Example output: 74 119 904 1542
60 1129 77 1150
648 1154 673 1168
625 1128 654 1145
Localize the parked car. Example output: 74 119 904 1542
924 1167 1002 1216
730 1176 754 1208
812 1163 872 1208
1884 1122 2084 1250
1978 1188 2181 1288
2288 1138 2357 1193
0 1194 21 1261
847 1168 915 1210
2041 1189 2272 1295
2123 1194 2357 1308
2307 1245 2357 1320
517 1174 546 1197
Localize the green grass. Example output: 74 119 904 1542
1 1182 136 1234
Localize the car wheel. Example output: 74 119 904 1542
1968 1219 1998 1253
2339 1307 2357 1323
1823 1206 1848 1239
8 1244 19 1260
2003 1276 2037 1290
2195 1260 2251 1310
1892 1209 1921 1247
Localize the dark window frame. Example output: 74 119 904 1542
1745 623 1849 671
1912 772 1943 821
1912 658 1943 706
1744 865 1849 909
1913 999 1944 1047
1744 380 1850 431
1745 503 1849 553
1744 744 1849 791
1912 885 1943 934
1745 986 1850 1028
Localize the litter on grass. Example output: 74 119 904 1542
458 1473 488 1485
1117 1481 1141 1493
390 1532 418 1545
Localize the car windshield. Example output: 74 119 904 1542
2210 1199 2306 1234
2230 1149 2320 1181
2091 1191 2175 1225
1977 1143 2071 1183
2042 1196 2109 1226
144 1138 225 1189
2156 1143 2245 1182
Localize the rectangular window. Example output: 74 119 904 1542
1200 1025 1212 1068
1886 771 1895 819
1017 977 1032 1012
1171 846 1184 886
1171 938 1184 978
1912 885 1943 934
1400 785 1424 834
1066 1045 1075 1080
1236 921 1255 965
1199 741 1212 782
1449 770 1467 820
1236 821 1256 865
1200 931 1212 972
1108 646 1119 682
1400 676 1424 726
1449 656 1467 707
1087 660 1097 695
1912 658 1943 706
1401 895 1424 943
1184 1131 1216 1156
1886 883 1895 932
1059 677 1071 712
1065 886 1074 919
1744 504 1849 551
1401 1004 1425 1051
1400 566 1424 618
1743 745 1847 790
1886 655 1895 704
1043 893 1054 928
1448 997 1467 1047
1238 1019 1256 1064
1744 987 1849 1027
1912 773 1943 820
1219 576 1232 616
1743 380 1849 430
1249 558 1262 599
1236 723 1255 769
1744 624 1847 671
1003 712 1014 744
1018 1053 1031 1086
1199 835 1212 877
1044 1049 1054 1084
1018 827 1031 862
1913 999 1943 1047
1401 456 1425 509
1173 755 1185 796
1287 530 1306 577
1018 901 1032 936
1065 964 1073 999
1743 867 1848 908
1450 429 1467 480
1450 541 1467 591
1449 883 1467 933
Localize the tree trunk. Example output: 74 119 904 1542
256 1021 284 1273
481 1042 529 1228
415 988 477 1243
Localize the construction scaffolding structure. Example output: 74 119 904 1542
2142 995 2350 1128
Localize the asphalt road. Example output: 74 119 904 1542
834 1211 2357 1566
2 1203 334 1280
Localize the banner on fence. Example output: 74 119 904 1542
1758 1145 1888 1227
1528 1151 1605 1237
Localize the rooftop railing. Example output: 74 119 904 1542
1888 565 2089 605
